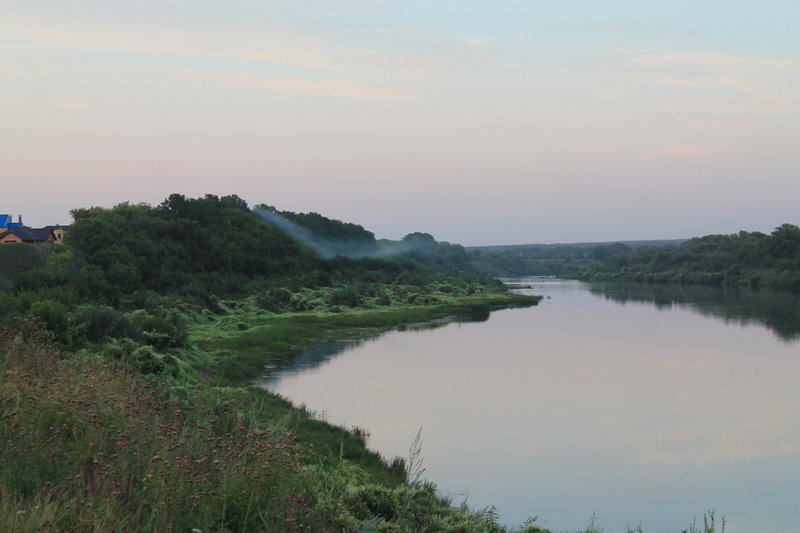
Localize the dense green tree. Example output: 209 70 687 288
580 224 800 292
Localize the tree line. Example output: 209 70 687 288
0 193 502 368
579 224 800 292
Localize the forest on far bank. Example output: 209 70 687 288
577 224 800 291
467 224 800 293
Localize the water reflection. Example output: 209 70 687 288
585 282 800 343
261 279 800 533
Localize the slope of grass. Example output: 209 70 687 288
0 318 551 533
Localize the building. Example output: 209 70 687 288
0 214 69 244
0 214 24 230
0 225 70 244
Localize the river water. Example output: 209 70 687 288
258 278 800 533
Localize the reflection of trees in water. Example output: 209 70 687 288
588 282 800 342
261 312 490 384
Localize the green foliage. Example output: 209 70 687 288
66 195 314 295
125 345 171 374
580 224 800 292
329 286 362 308
0 243 63 275
258 205 379 258
0 323 315 532
256 287 293 312
205 292 540 385
28 299 68 339
466 244 608 278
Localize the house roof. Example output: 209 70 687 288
0 226 53 242
0 215 24 229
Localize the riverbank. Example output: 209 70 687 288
192 292 542 385
184 291 546 529
2 287 734 532
1 293 552 533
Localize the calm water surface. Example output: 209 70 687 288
259 279 800 533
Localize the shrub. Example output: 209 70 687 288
74 305 131 342
126 345 168 374
29 299 68 339
329 287 361 308
256 287 293 312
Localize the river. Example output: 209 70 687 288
258 278 800 533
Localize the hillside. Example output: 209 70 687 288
0 194 545 533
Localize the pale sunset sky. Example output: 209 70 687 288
2 1 798 245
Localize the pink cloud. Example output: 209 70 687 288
676 116 751 131
636 144 726 160
175 68 418 100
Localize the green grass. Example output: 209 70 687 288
197 292 541 384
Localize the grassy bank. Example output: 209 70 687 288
1 308 554 533
195 292 541 385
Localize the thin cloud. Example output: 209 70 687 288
636 144 726 160
0 64 41 77
677 116 751 131
620 48 797 95
758 93 782 102
569 113 629 124
546 19 676 37
5 20 443 79
336 49 439 76
444 33 493 47
630 75 730 90
466 36 492 46
627 50 792 69
497 61 549 73
175 68 418 100
592 90 624 99
5 22 345 73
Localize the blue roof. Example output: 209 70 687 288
0 214 23 228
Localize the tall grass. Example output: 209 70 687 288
0 319 318 532
0 319 537 532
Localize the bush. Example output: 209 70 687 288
29 299 68 339
126 345 168 374
127 309 188 349
329 287 361 308
74 305 131 342
256 287 293 312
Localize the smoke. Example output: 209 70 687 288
256 207 320 251
255 207 412 259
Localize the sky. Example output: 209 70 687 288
2 1 798 246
